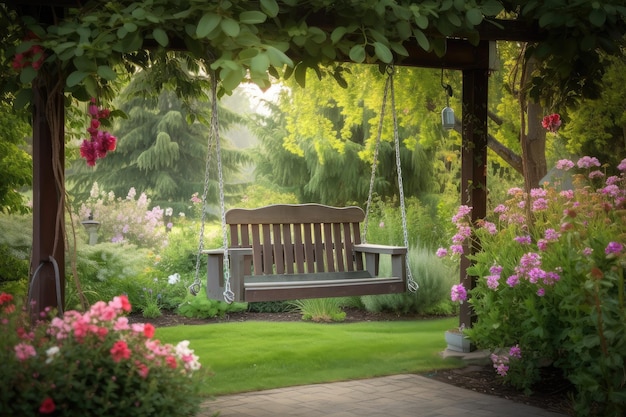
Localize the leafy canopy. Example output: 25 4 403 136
3 0 624 109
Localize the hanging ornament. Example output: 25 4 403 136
441 70 455 130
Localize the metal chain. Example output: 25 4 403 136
190 84 216 296
363 73 391 243
212 75 234 304
388 67 418 293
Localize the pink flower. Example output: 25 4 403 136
14 342 36 361
506 274 519 287
110 340 131 362
486 275 499 290
514 235 531 245
509 345 522 359
450 284 467 303
436 247 448 258
618 158 626 171
577 156 601 169
495 363 509 377
555 159 574 170
537 288 545 297
605 241 623 255
541 113 561 133
143 323 155 339
451 205 472 224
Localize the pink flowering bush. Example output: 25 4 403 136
77 182 167 249
439 157 626 416
0 293 205 417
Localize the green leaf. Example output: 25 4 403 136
395 20 412 39
240 11 267 24
414 15 429 29
589 9 606 26
13 89 33 110
221 18 241 37
97 65 117 81
250 52 270 75
446 12 462 27
266 45 293 67
66 70 88 87
73 55 96 72
413 29 430 51
349 44 366 63
196 13 222 38
18 66 37 84
373 42 393 63
538 12 554 27
294 63 307 87
123 22 138 33
390 42 409 56
330 26 347 44
260 0 279 17
466 8 483 26
219 65 244 93
481 0 504 16
152 28 169 47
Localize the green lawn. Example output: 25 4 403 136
156 317 463 396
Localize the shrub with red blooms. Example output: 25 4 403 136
541 113 562 133
0 293 205 417
80 98 117 166
12 32 45 71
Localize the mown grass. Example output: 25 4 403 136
156 317 462 396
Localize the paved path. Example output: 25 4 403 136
198 374 568 417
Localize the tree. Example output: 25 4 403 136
68 72 251 214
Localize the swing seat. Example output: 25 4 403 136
203 204 407 302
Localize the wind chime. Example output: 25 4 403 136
441 70 455 130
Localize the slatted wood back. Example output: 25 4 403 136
225 204 365 276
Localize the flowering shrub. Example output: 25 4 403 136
440 157 626 416
0 293 204 417
77 182 167 249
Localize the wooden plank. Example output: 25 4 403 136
313 223 324 273
323 223 334 272
293 223 305 273
251 224 263 275
227 204 364 224
262 224 273 274
229 224 239 246
244 278 406 302
352 222 364 270
273 223 284 274
333 223 345 272
282 223 295 274
303 223 315 273
343 222 354 271
246 270 373 283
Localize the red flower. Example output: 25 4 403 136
0 292 13 305
542 113 561 133
143 323 155 339
110 340 131 362
39 397 56 414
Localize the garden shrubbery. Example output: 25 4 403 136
441 156 626 416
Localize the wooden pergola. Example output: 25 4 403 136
9 1 542 328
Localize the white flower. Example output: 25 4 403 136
178 212 186 217
45 346 60 363
165 207 173 217
168 273 181 285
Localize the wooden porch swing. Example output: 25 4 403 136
191 66 417 303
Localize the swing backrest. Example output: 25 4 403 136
226 204 366 275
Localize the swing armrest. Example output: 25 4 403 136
353 244 407 280
204 248 253 301
353 243 407 255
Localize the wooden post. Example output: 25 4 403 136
29 75 65 320
459 57 489 329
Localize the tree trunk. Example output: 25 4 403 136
521 55 548 191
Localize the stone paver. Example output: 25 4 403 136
199 374 568 417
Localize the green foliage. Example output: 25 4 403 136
0 213 31 287
0 294 205 417
68 85 250 209
442 157 626 415
288 298 347 322
177 288 247 319
0 102 31 215
361 247 458 315
235 184 298 208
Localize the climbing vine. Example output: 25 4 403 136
2 0 625 109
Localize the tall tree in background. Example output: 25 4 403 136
68 70 250 214
253 65 444 206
